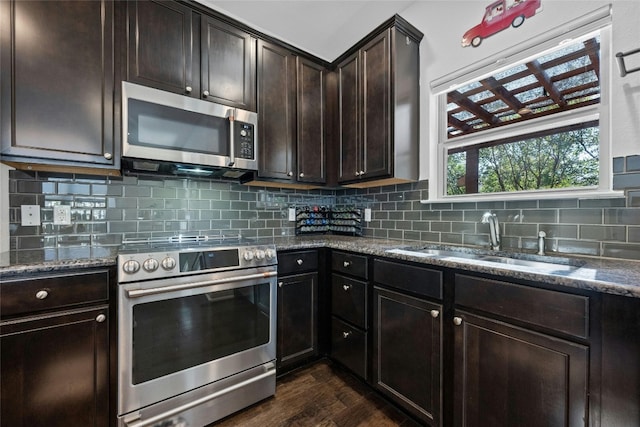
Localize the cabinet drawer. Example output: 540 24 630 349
332 251 368 279
1 270 110 318
278 250 318 275
331 316 367 379
332 274 367 329
455 274 589 339
374 259 443 300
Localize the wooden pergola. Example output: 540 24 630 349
447 36 600 139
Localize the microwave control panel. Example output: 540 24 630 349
235 122 255 160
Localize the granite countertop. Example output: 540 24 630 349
2 235 640 298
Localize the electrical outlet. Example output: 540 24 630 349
21 205 41 226
288 208 297 222
53 205 72 225
364 208 372 222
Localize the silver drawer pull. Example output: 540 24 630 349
430 310 440 318
96 314 106 323
342 284 351 291
453 317 463 326
343 261 351 268
342 331 351 339
278 282 283 288
35 290 49 300
296 259 303 265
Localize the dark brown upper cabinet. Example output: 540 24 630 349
296 57 326 184
257 40 296 181
335 16 422 187
127 0 198 97
256 41 326 186
127 0 256 111
0 0 117 173
201 16 256 111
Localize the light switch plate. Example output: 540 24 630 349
364 208 372 222
21 205 41 226
288 208 296 222
53 205 72 225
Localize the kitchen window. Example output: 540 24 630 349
430 8 615 201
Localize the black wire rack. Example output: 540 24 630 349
295 206 362 236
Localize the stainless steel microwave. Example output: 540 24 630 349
122 82 258 176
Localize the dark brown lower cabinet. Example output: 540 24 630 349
330 316 367 379
1 306 109 427
453 310 589 427
277 272 318 368
373 286 442 426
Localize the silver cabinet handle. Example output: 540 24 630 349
296 259 303 265
299 172 304 178
96 314 106 323
202 90 210 97
103 152 112 160
343 261 351 268
453 317 463 326
185 86 192 93
342 284 351 291
278 282 283 288
359 170 365 176
287 171 294 177
342 331 351 339
35 290 49 300
430 310 440 318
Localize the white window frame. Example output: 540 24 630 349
426 5 621 202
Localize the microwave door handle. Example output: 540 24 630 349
228 110 235 167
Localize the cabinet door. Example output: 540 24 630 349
277 272 317 368
257 40 296 180
296 58 326 184
453 310 589 427
0 0 115 167
361 29 391 180
1 306 109 427
201 17 256 111
336 51 361 183
127 0 197 97
373 287 442 426
331 316 367 379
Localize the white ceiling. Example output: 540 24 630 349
197 1 418 61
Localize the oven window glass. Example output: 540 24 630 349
128 99 230 155
131 283 271 384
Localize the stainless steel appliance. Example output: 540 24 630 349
116 235 277 427
122 82 258 180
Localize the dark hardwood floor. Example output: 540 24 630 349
211 360 421 426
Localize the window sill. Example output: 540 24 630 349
421 189 624 204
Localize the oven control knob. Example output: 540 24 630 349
122 260 140 274
265 248 276 260
143 258 159 272
161 256 176 271
255 250 265 260
243 250 254 261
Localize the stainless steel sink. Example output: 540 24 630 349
475 255 579 271
385 247 582 272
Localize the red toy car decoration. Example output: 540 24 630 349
462 0 542 47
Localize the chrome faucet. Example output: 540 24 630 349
481 212 501 251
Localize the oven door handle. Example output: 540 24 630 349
126 271 277 299
123 363 276 427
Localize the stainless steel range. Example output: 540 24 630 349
116 235 278 427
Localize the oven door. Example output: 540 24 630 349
117 267 277 416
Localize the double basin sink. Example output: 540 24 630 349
385 246 584 273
